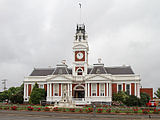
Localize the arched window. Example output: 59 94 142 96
77 68 83 75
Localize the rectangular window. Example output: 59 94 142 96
54 84 59 96
118 84 122 92
92 84 96 96
126 84 130 95
39 84 44 89
100 83 104 96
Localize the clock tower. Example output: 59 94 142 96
72 24 89 76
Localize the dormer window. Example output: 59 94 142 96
96 68 101 74
77 68 83 75
58 69 63 74
79 36 81 41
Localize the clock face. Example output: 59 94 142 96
76 52 84 59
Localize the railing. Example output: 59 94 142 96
72 98 85 101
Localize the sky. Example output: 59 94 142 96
0 0 160 92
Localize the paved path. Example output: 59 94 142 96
0 110 160 120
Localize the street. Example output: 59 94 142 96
0 110 160 120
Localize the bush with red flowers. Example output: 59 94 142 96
27 106 34 111
4 106 9 110
133 108 138 113
36 108 41 111
86 108 93 113
69 108 75 112
53 107 59 111
79 109 83 113
97 108 103 113
142 109 149 114
11 106 17 110
44 107 50 111
106 109 111 113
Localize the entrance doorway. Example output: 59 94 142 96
75 91 84 98
73 85 85 98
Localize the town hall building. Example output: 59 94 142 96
23 24 141 105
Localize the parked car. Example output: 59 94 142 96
146 100 157 107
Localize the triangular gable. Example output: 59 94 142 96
86 75 110 81
73 44 87 49
47 75 71 81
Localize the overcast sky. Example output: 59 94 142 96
0 0 160 92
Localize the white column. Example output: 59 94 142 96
24 84 26 98
88 83 89 97
107 83 108 97
67 84 69 97
135 83 136 96
137 83 140 98
50 83 52 97
109 83 112 97
26 84 28 97
70 84 72 97
85 83 87 98
47 83 49 98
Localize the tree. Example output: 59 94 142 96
0 84 24 104
154 89 160 98
112 91 129 103
139 92 150 106
124 95 140 106
10 84 24 104
29 83 46 104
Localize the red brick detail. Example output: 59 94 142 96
75 51 85 61
97 83 99 96
87 83 88 96
28 84 32 96
59 84 61 96
44 84 47 92
140 88 153 99
52 83 53 96
131 83 135 95
90 83 91 96
112 83 117 94
72 84 77 96
75 67 84 71
105 83 107 96
123 83 125 91
108 83 109 96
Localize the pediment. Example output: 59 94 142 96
86 75 110 81
47 75 71 81
73 44 87 49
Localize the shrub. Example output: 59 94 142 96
44 107 50 111
4 106 9 110
53 107 59 111
37 108 41 111
79 109 83 112
133 108 138 113
62 108 66 112
69 108 75 112
106 109 111 113
115 109 120 113
11 106 17 110
27 106 34 111
142 109 149 114
86 108 93 113
97 109 103 113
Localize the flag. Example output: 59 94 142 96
79 3 81 8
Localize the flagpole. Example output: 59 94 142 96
79 3 82 24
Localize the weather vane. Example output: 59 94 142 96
79 3 82 23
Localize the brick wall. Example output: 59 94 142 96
140 88 153 99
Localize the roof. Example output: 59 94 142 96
29 65 134 76
105 66 134 75
30 68 55 76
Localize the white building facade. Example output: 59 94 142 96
23 24 141 105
